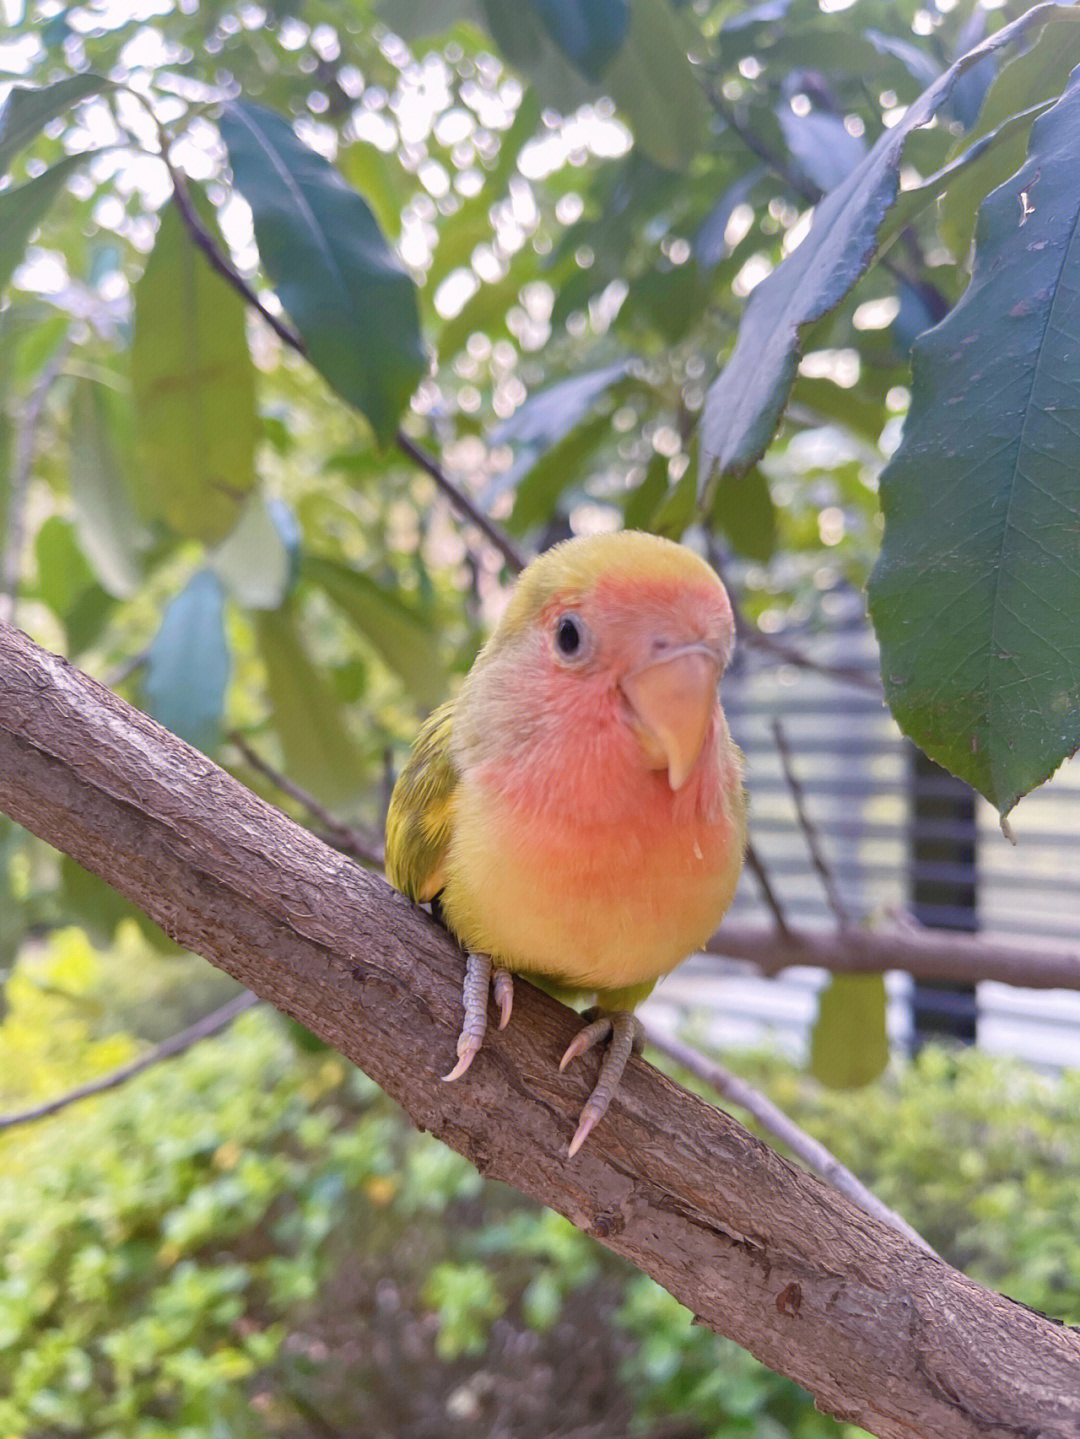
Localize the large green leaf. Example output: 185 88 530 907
219 101 427 446
603 0 706 173
303 554 448 709
809 974 889 1090
869 69 1080 818
254 605 369 810
0 74 111 176
940 11 1080 260
69 378 149 597
0 154 87 293
131 191 257 543
699 2 1074 484
144 570 231 753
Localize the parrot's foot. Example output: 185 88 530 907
442 952 514 1082
559 1009 643 1157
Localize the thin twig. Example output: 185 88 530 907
0 991 259 1130
0 337 73 628
105 648 149 690
741 625 881 692
229 730 385 867
164 147 527 575
642 1022 937 1255
744 838 791 937
710 540 880 693
772 716 852 929
164 151 306 353
395 428 526 572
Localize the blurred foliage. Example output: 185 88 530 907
3 937 1079 1436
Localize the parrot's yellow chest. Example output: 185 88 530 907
440 762 745 995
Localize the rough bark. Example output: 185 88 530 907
1 622 1078 1439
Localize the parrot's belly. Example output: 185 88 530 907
441 776 745 993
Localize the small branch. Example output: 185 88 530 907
164 147 526 576
0 338 72 629
712 541 879 692
229 730 384 867
642 1023 936 1255
395 428 526 573
0 990 259 1131
772 716 852 929
743 838 792 937
741 623 880 691
164 151 306 353
704 919 1080 992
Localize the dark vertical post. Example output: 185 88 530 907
908 746 978 1044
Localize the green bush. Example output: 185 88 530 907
3 960 1079 1437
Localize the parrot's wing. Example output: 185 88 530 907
385 700 458 904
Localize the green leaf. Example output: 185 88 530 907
144 570 231 752
527 0 629 82
35 516 95 618
604 0 706 172
303 554 448 709
711 467 776 562
869 70 1080 817
700 2 1076 483
622 452 670 529
0 74 111 176
508 409 610 533
648 461 699 539
210 496 294 610
940 12 1080 260
253 604 369 810
809 974 889 1089
131 190 257 543
34 516 114 654
219 101 427 446
0 153 87 293
69 378 149 597
488 361 628 481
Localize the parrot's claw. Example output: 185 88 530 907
493 968 514 1030
560 1009 643 1157
442 952 513 1081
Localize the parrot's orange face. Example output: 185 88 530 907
531 568 734 792
462 535 737 810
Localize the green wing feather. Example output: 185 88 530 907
385 701 458 903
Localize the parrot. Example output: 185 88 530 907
385 529 747 1156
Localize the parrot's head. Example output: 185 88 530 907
460 530 736 796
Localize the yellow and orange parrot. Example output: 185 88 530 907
386 530 746 1155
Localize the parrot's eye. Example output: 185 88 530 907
553 612 591 663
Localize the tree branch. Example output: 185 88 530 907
705 919 1080 991
0 990 258 1130
228 729 385 868
773 716 852 929
1 621 1078 1437
641 1023 935 1255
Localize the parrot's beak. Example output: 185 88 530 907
621 643 722 791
